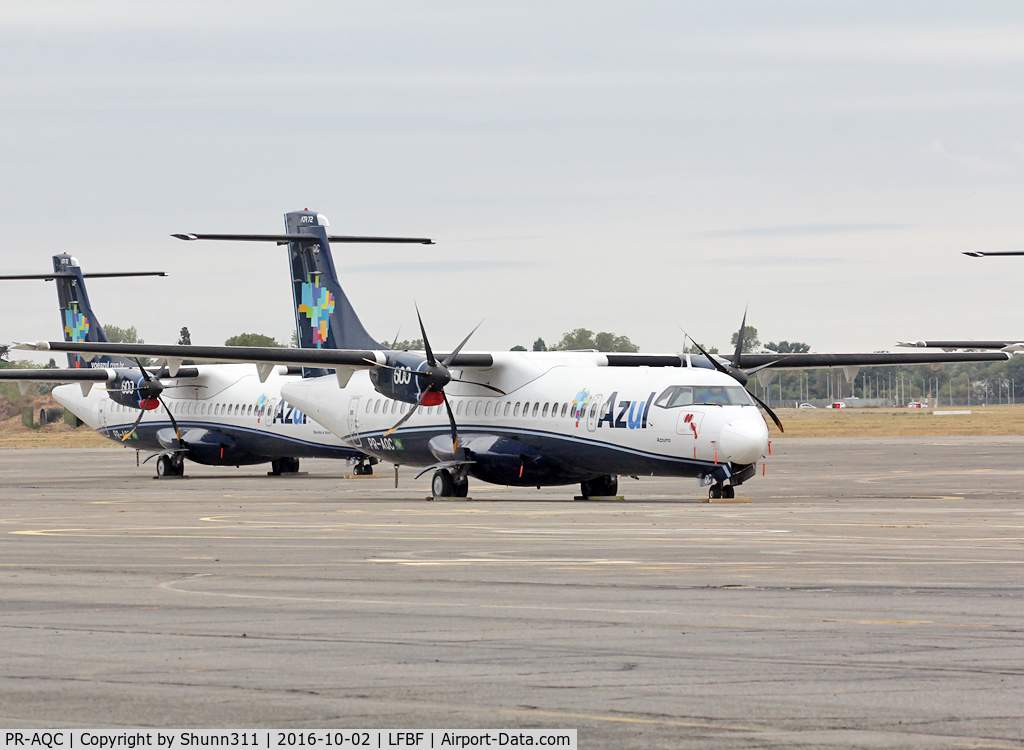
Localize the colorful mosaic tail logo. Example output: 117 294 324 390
298 279 336 348
64 304 89 342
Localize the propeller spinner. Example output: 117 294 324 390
379 305 505 453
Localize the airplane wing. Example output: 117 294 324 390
12 341 493 384
725 351 1012 368
0 366 202 383
896 340 1023 351
603 351 1011 368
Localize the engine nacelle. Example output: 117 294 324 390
368 351 430 405
107 370 164 410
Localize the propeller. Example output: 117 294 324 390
683 333 785 434
120 359 185 449
383 304 505 453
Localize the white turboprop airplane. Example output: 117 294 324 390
0 213 436 477
16 211 1012 497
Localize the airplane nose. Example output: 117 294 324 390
719 418 769 465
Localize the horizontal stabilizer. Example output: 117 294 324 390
172 233 434 245
0 271 166 280
963 251 1024 257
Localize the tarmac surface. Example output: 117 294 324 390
1 437 1023 748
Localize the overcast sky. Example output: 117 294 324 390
3 1 1024 364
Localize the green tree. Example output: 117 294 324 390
729 325 759 353
532 337 547 352
225 333 282 347
765 340 810 354
510 345 528 351
683 342 720 355
391 338 424 351
103 324 143 344
551 328 640 352
0 344 9 362
178 327 192 345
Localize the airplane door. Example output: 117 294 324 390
97 397 107 428
347 397 362 446
587 394 603 433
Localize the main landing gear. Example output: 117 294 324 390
708 482 735 500
270 457 300 475
431 468 468 498
156 454 185 477
352 456 378 476
580 475 618 498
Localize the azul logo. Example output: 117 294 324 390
570 389 592 427
299 278 336 347
272 399 308 426
596 391 656 430
64 304 89 342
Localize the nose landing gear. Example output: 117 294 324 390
708 482 735 500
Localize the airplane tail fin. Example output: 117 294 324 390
283 211 384 371
50 254 138 368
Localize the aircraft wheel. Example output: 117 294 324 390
360 462 372 475
709 484 723 499
172 455 185 476
156 455 173 477
581 475 617 498
453 477 469 497
723 485 735 499
432 469 454 497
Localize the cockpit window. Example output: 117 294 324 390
655 385 753 407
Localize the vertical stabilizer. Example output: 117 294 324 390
283 211 382 377
51 254 135 369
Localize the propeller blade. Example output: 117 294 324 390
449 377 506 395
682 330 732 377
750 390 784 434
742 357 793 376
388 326 401 350
442 321 483 367
443 392 459 455
733 305 748 370
384 393 430 437
158 395 184 447
415 303 436 367
120 404 147 442
134 357 154 382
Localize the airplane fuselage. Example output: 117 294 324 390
282 351 770 488
54 364 357 466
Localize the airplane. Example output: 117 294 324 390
895 251 1024 352
1 217 434 477
15 211 1012 498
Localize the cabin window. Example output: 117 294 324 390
590 403 599 418
392 400 399 414
455 400 463 416
248 404 254 416
485 401 492 416
373 400 380 414
522 402 529 417
542 403 549 417
503 402 510 417
474 402 481 416
532 403 540 417
513 402 521 417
